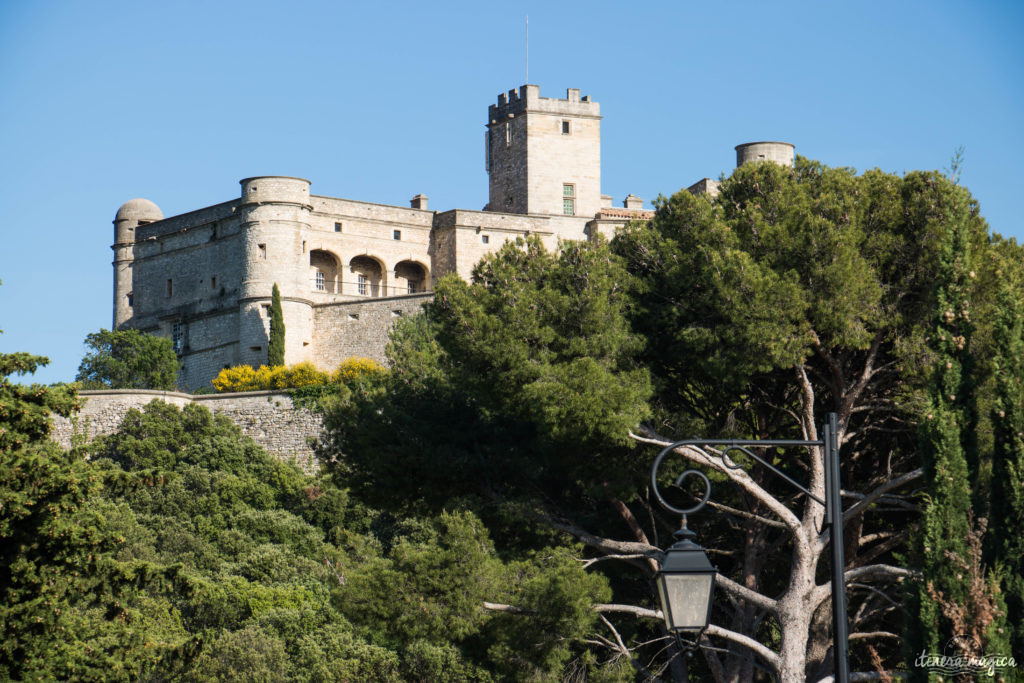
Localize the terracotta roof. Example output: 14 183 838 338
597 208 655 220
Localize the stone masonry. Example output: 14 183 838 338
51 390 324 472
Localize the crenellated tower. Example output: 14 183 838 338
486 85 601 218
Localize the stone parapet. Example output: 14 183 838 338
51 389 324 472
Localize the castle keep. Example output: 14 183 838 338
112 84 794 390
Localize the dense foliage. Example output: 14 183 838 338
76 328 179 390
322 159 1024 680
5 156 1024 681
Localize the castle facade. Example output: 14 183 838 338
112 84 792 390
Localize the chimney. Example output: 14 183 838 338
410 194 428 210
624 194 644 210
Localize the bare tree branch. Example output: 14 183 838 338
812 564 919 608
593 603 661 619
581 554 656 569
546 518 662 559
706 499 789 530
704 623 781 673
716 574 778 614
848 631 900 641
843 468 923 523
482 601 537 615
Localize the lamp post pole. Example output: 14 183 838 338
650 412 849 683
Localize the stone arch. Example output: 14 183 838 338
394 260 430 294
310 250 340 293
349 255 385 297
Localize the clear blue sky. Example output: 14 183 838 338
2 0 1022 384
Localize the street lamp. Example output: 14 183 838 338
655 526 716 633
648 413 850 683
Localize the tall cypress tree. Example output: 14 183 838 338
909 181 1010 674
268 283 285 366
988 240 1024 660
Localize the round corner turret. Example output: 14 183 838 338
735 142 795 168
239 176 312 206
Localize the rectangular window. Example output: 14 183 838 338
561 120 571 135
393 230 401 241
258 243 267 259
505 122 511 147
357 274 368 296
166 279 173 297
315 271 325 291
562 184 575 216
407 280 419 294
334 222 342 232
211 276 217 289
261 303 271 316
481 234 490 244
171 322 184 353
126 292 133 307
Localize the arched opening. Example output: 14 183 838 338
349 255 384 297
394 260 429 294
310 250 339 293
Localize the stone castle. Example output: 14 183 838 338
112 84 794 390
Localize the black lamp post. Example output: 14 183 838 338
649 413 850 683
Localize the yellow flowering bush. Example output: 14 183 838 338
212 362 331 392
333 357 384 385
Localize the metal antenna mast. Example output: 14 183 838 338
525 16 529 82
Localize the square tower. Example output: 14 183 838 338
486 85 601 218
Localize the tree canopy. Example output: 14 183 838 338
76 328 180 390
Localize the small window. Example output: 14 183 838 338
126 292 133 307
481 234 489 244
348 313 360 321
261 303 271 316
315 271 326 291
407 280 420 294
334 222 342 232
392 310 403 318
166 279 173 297
505 122 511 147
393 230 401 241
302 241 306 253
562 184 575 216
561 120 571 135
258 243 267 259
250 346 261 352
357 274 368 296
211 276 217 289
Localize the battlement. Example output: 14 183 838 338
489 85 600 123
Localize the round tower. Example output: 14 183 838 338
112 198 162 328
735 141 795 168
236 176 314 367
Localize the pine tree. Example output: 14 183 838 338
268 283 285 366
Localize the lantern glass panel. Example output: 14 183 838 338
658 572 713 631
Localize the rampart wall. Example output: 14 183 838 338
51 389 324 472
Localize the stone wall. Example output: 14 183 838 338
312 293 432 368
51 389 324 472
